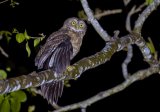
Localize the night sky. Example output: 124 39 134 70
1 0 160 112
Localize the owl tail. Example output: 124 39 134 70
41 80 64 104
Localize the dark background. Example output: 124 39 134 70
0 0 160 111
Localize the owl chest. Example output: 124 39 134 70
70 34 82 58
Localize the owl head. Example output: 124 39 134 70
62 17 87 36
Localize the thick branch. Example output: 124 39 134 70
54 66 159 112
64 41 118 79
1 32 157 94
134 0 160 33
0 40 118 94
80 0 111 41
0 70 55 94
0 34 134 94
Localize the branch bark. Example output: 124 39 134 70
0 0 8 4
54 66 159 112
0 46 9 58
134 0 160 33
0 1 160 112
80 0 111 41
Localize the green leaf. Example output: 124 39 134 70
78 10 87 19
24 30 30 40
0 98 10 112
64 80 71 87
146 0 153 5
0 95 4 105
12 28 19 33
10 0 19 8
10 91 27 102
0 69 7 79
16 33 25 43
34 38 41 47
10 98 21 112
26 42 31 57
146 37 156 54
6 67 11 72
28 105 35 112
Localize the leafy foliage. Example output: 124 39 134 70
0 30 12 42
0 69 7 79
10 0 19 8
78 10 87 19
0 28 44 111
28 105 35 112
10 98 21 112
10 90 27 102
16 33 26 43
0 97 10 112
13 29 45 57
0 91 27 112
146 37 157 59
26 42 31 57
145 0 153 5
34 38 42 47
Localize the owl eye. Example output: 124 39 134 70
71 20 76 26
79 23 84 28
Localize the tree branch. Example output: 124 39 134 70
122 45 133 79
0 32 158 95
0 40 118 94
0 46 9 58
80 0 111 41
54 66 159 112
0 1 160 112
0 0 8 4
123 0 131 6
0 32 139 94
134 0 160 33
94 9 122 20
0 70 55 94
126 3 146 32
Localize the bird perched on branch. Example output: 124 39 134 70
35 17 87 104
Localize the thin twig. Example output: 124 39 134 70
122 45 133 79
81 108 86 112
0 46 9 58
123 0 131 6
94 9 122 20
80 0 111 41
82 9 122 20
0 0 8 4
54 66 159 112
134 0 160 33
126 3 146 32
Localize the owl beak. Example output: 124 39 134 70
76 25 79 30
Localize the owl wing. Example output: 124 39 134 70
35 33 73 71
35 33 73 104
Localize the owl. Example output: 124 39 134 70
35 17 87 104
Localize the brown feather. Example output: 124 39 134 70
35 17 86 105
